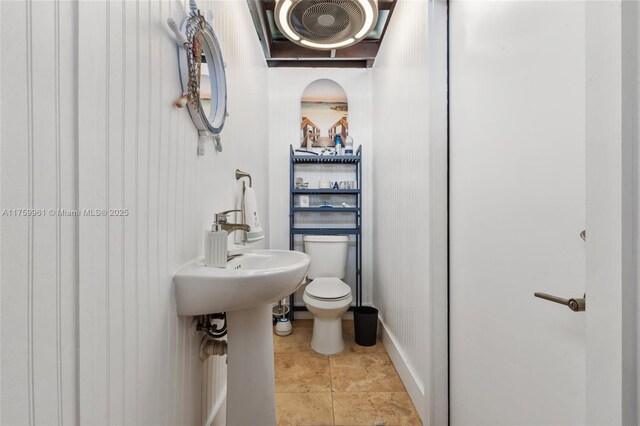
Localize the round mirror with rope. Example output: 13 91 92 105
167 3 228 154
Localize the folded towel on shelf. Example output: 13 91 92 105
236 185 264 243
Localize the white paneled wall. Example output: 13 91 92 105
76 0 268 424
371 0 438 422
1 1 79 424
267 68 373 306
2 0 267 424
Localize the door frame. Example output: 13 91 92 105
426 0 449 425
585 2 637 424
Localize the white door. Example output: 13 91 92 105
449 2 587 424
448 2 636 425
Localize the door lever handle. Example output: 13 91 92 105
534 292 586 312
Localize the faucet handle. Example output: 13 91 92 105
214 209 242 225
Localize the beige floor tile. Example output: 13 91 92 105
275 319 385 355
341 320 355 334
292 319 314 328
276 392 334 426
275 352 331 392
329 352 406 392
274 326 313 353
332 392 422 426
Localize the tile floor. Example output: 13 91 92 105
273 320 422 426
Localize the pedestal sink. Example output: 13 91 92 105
174 249 310 426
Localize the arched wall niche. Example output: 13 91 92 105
299 79 348 149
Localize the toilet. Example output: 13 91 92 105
302 235 353 355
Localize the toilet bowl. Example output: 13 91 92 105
303 278 352 354
302 235 352 355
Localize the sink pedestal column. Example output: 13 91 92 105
226 304 276 426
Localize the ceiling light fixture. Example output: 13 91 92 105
274 0 378 51
278 0 300 41
301 38 355 49
354 0 375 39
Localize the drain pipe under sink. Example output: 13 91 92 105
200 337 228 361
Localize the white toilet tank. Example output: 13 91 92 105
303 235 349 279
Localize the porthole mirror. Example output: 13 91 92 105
167 6 228 155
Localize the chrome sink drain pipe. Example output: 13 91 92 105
194 313 229 361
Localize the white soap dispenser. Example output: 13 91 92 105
205 214 228 268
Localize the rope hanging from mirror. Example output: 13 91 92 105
184 10 206 109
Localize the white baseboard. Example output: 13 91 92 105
379 318 426 423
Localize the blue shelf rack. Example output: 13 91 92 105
289 145 363 319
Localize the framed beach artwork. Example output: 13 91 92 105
300 79 348 148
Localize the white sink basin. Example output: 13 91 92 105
174 249 310 316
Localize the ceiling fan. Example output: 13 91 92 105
274 0 378 50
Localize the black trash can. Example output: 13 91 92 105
354 306 378 346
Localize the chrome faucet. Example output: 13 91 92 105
213 210 250 262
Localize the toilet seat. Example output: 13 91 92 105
304 277 351 301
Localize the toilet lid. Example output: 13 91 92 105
305 277 351 300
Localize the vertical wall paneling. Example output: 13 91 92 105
370 0 430 420
1 0 79 424
27 0 35 422
54 1 63 423
60 2 80 423
78 0 109 421
78 0 269 423
2 0 268 424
